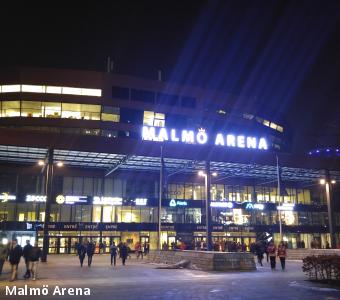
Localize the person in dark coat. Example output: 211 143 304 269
120 242 128 265
28 242 42 280
9 239 23 282
77 242 86 267
23 240 33 279
255 241 264 266
110 242 118 266
0 242 9 275
86 241 95 267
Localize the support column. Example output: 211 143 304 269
41 149 54 262
158 146 164 250
325 170 336 248
205 161 212 251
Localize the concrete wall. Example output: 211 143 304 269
147 250 256 271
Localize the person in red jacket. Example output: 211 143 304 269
277 241 287 271
267 241 277 270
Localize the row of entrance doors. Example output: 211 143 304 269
38 236 150 254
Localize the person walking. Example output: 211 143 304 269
9 239 22 282
86 241 95 267
23 240 32 279
121 243 128 266
277 241 287 271
267 241 277 271
255 241 264 266
110 242 118 266
136 242 143 260
77 242 86 267
0 242 9 275
28 242 42 280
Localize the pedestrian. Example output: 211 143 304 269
110 242 118 266
103 241 107 254
121 242 128 265
267 241 277 271
28 242 42 280
99 241 104 254
9 239 22 282
136 242 143 259
118 241 123 258
264 243 269 262
0 242 8 275
277 241 287 271
77 242 86 267
255 241 264 266
23 240 32 279
86 241 95 267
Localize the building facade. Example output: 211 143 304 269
0 67 339 253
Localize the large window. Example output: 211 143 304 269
143 111 165 127
1 101 20 117
61 103 100 120
21 101 42 117
101 106 120 122
43 102 61 118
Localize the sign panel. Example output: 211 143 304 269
142 126 268 150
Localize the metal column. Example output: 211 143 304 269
325 170 336 248
41 149 54 262
205 161 212 251
158 146 163 250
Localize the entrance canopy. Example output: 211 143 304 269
0 145 339 183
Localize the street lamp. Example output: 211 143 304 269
320 177 336 248
199 170 217 251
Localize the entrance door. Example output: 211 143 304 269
70 237 79 254
168 236 176 249
49 237 58 254
59 237 69 254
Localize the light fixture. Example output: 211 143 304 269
212 172 218 177
56 162 63 167
38 160 45 166
198 171 205 177
331 180 336 184
320 179 326 185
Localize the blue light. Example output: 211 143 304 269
316 150 320 153
326 149 330 152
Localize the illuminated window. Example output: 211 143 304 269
18 213 25 221
1 101 20 117
46 86 62 94
217 109 227 115
61 103 100 120
42 102 61 118
102 206 114 222
21 85 45 93
101 106 120 122
143 111 165 127
81 88 102 97
92 205 101 222
62 87 82 95
263 120 270 127
1 85 20 93
21 101 42 117
277 125 284 132
270 122 277 130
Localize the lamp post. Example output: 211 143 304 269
320 174 336 248
199 164 217 251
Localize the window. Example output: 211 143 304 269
112 86 129 99
277 125 284 132
143 111 165 127
101 106 120 122
131 89 155 103
21 101 42 117
1 85 20 93
21 85 45 93
157 92 179 106
1 101 20 117
181 96 196 108
263 120 270 127
61 103 100 120
243 113 254 120
46 86 62 94
270 122 278 130
42 102 61 118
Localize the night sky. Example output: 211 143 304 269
0 1 339 151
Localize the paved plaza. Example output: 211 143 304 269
0 254 339 300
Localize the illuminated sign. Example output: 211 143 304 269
169 199 188 207
0 193 16 202
135 198 148 206
55 195 88 204
93 196 122 205
142 126 268 150
244 203 264 210
210 202 234 208
26 195 46 202
277 203 295 211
